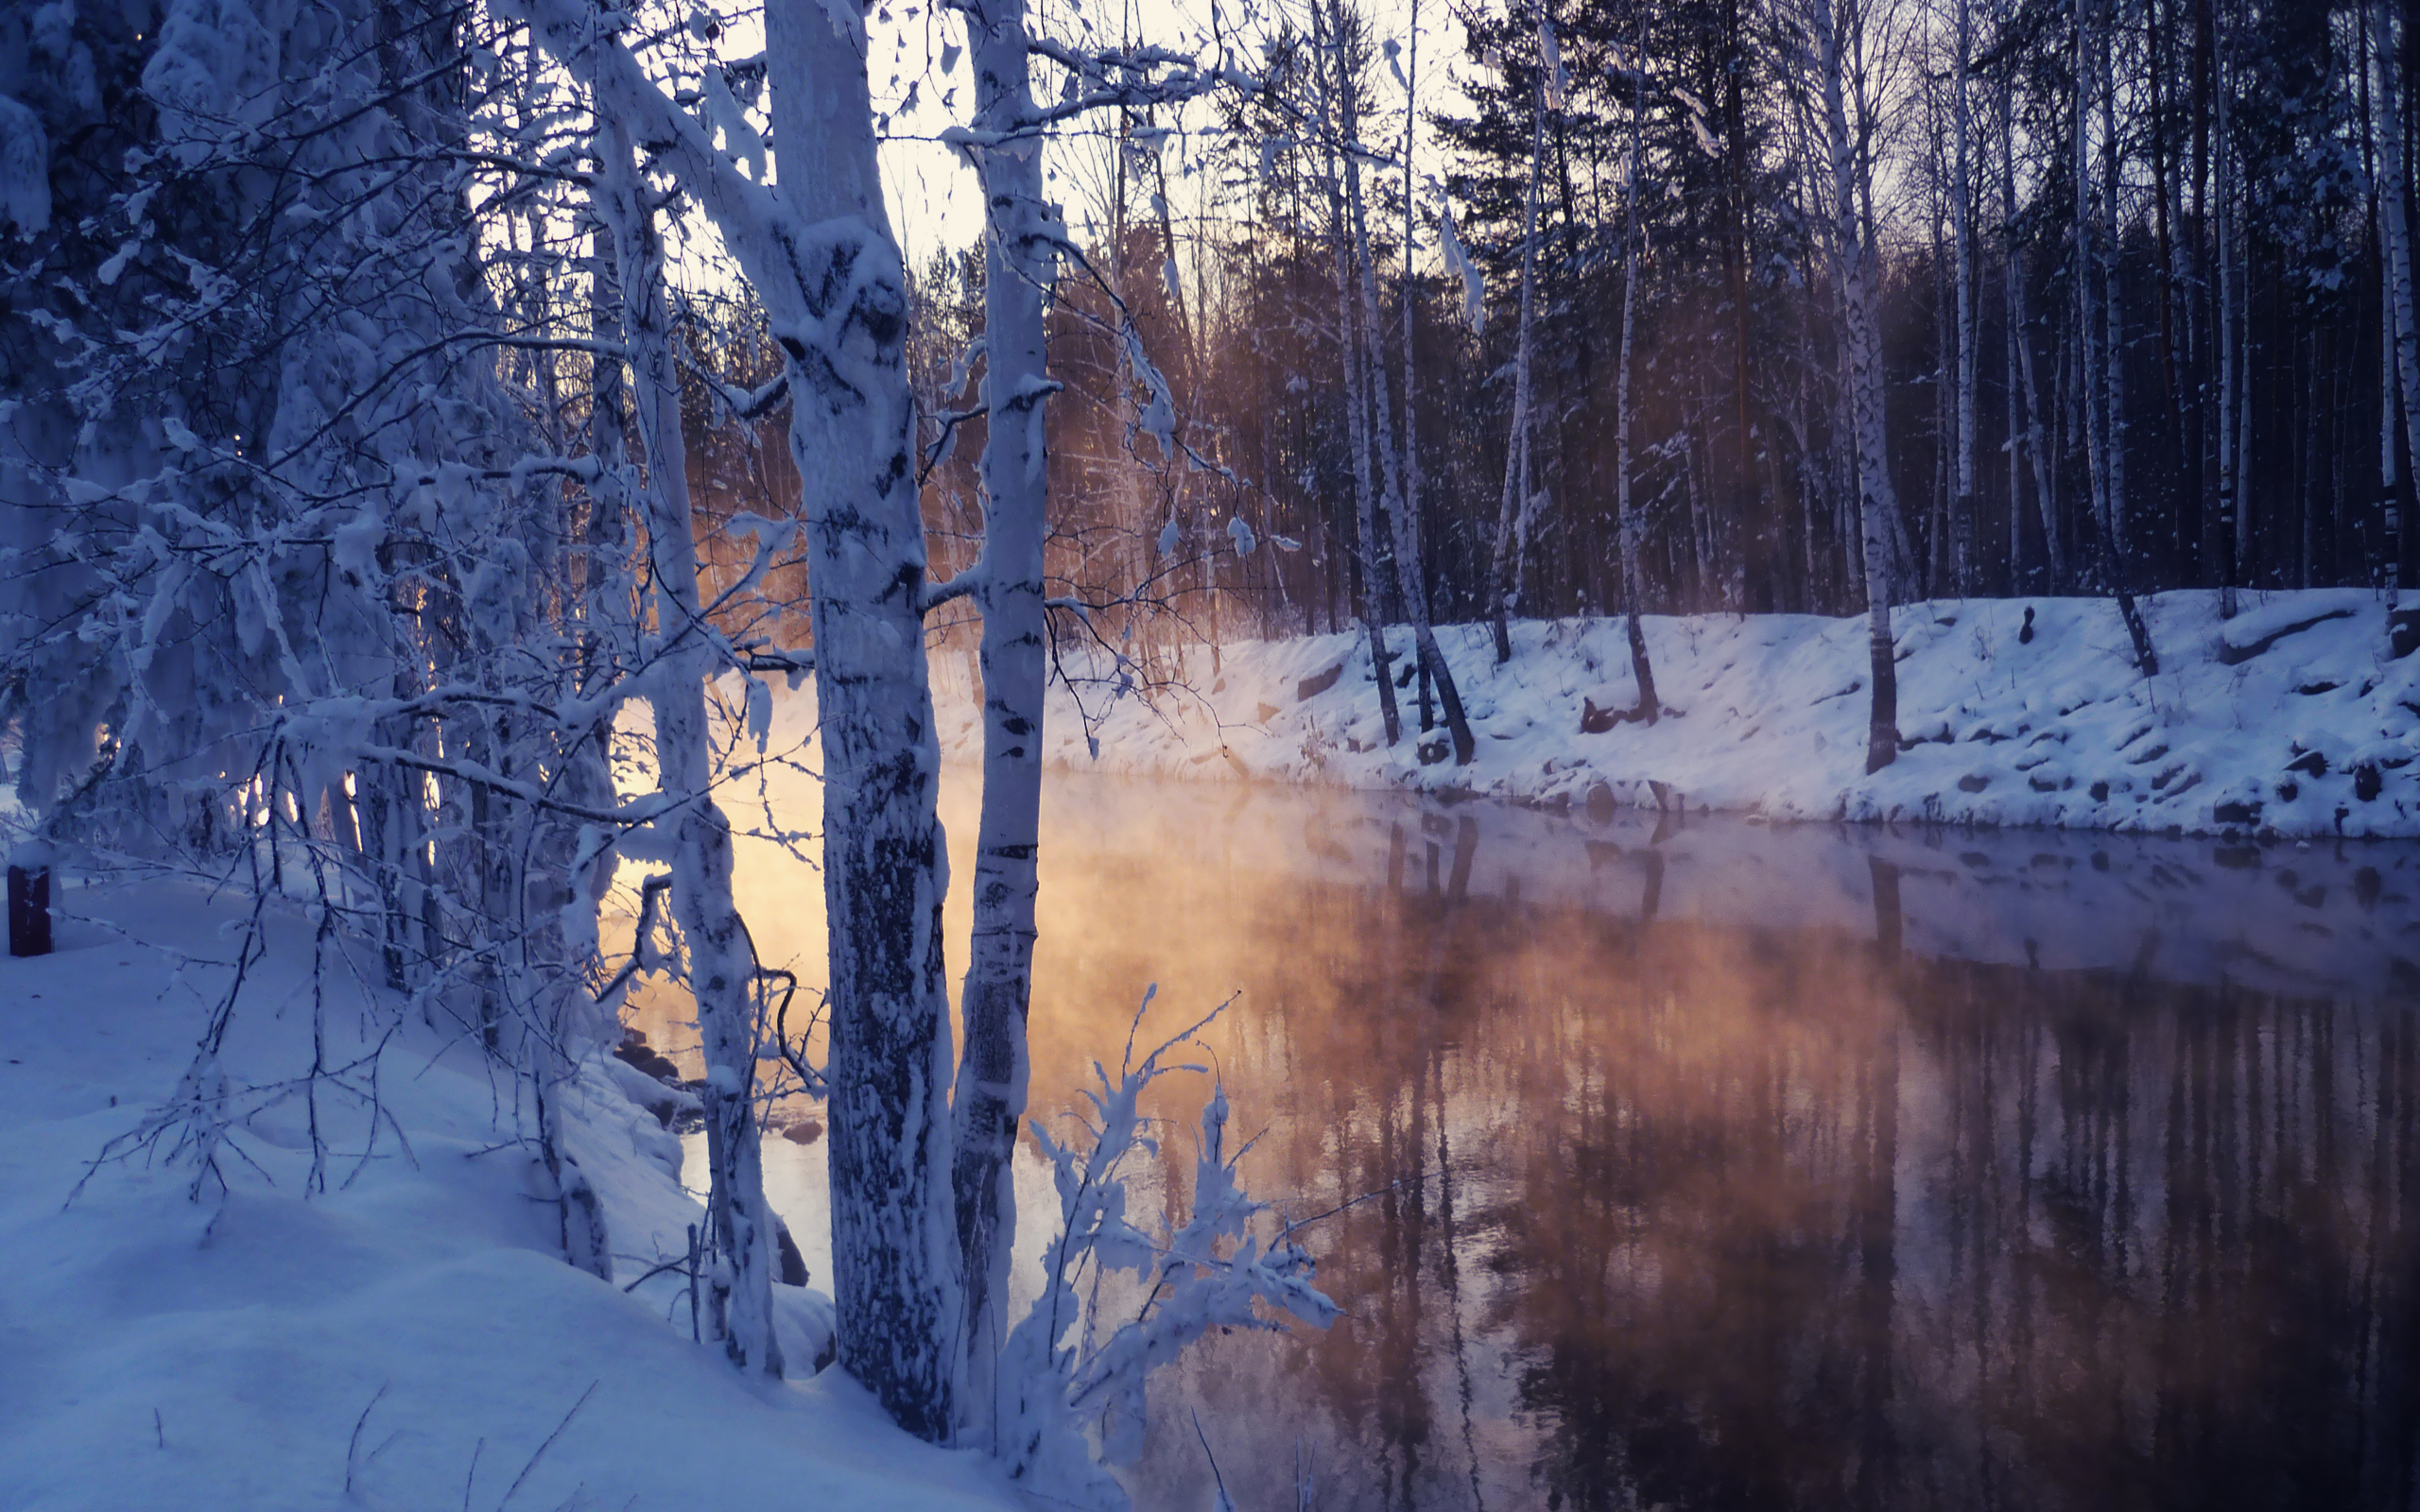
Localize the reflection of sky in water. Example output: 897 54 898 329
629 768 2420 1512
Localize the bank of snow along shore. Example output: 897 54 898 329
947 589 2420 840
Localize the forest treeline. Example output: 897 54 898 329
842 0 2420 646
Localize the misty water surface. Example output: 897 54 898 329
636 773 2420 1512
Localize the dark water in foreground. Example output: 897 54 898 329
664 778 2420 1512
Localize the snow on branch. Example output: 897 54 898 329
991 992 1336 1506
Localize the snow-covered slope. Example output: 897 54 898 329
0 881 1016 1512
946 590 2420 838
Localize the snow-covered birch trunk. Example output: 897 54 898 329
600 123 786 1376
519 0 959 1437
1817 0 1903 773
1488 21 1549 665
762 0 959 1438
2376 0 2420 601
947 0 1059 1439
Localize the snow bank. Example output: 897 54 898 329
948 590 2420 839
0 881 1018 1512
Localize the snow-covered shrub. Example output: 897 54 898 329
991 995 1337 1509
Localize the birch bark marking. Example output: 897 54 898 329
603 123 785 1373
1818 0 1903 773
948 0 1057 1438
518 0 960 1435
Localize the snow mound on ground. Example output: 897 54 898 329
945 591 2420 839
0 879 1014 1512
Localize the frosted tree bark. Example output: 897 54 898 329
948 0 1058 1439
2376 0 2420 598
1818 0 1903 773
522 0 959 1437
762 0 959 1439
601 123 786 1376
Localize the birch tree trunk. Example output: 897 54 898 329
1949 0 1978 597
524 0 960 1436
2377 0 2420 599
1357 0 1475 763
1489 29 1548 665
948 0 1057 1438
1314 0 1402 746
1614 34 1661 721
1396 0 1478 760
2214 12 2242 614
2003 53 2065 586
601 123 786 1375
2097 0 2157 671
1818 0 1904 773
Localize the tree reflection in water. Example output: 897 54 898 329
1007 790 2420 1512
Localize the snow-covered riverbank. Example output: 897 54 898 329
945 589 2420 839
0 880 1016 1512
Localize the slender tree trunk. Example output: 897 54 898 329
1951 0 1979 598
1387 0 1478 763
2002 37 2064 590
1615 30 1660 721
1315 0 1402 746
1820 0 1902 772
2214 14 2242 614
2376 0 2420 599
1489 24 1548 664
604 123 786 1374
949 0 1055 1438
2079 0 2156 670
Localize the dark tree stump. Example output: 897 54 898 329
9 864 51 957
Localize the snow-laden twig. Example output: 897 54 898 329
990 991 1336 1508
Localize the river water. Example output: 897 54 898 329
638 774 2420 1512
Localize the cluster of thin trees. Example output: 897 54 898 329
895 0 2417 768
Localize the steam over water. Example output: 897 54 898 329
640 773 2420 1512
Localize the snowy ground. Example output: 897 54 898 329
947 589 2420 839
0 880 1020 1512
